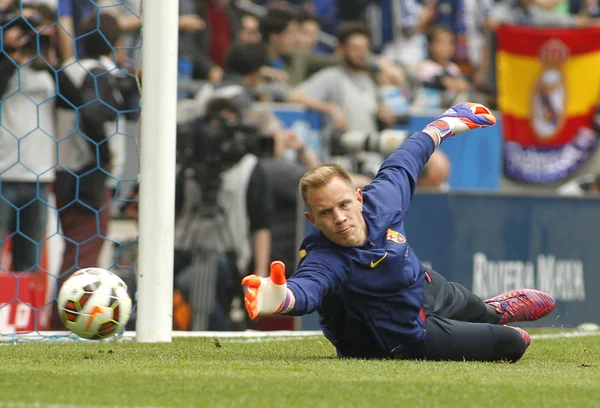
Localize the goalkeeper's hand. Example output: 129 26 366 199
241 261 294 320
423 102 496 144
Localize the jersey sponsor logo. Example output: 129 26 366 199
370 252 388 268
386 228 406 244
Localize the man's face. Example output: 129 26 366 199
12 12 55 69
272 20 298 57
304 177 367 247
239 16 261 44
339 34 370 71
298 20 320 52
429 30 455 64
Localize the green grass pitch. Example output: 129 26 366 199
0 332 598 408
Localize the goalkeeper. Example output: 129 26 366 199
242 102 556 362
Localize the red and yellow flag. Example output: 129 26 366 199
497 25 600 183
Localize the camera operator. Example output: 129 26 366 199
247 106 320 278
174 96 273 331
0 7 57 273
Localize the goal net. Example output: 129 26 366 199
0 0 176 342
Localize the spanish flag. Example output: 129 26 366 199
497 25 600 183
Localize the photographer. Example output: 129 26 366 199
51 12 127 330
247 106 320 278
0 7 57 273
174 97 273 331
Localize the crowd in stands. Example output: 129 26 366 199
2 0 600 332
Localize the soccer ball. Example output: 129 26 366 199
57 267 132 340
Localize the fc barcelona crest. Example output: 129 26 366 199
386 228 406 244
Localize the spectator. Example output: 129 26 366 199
210 41 270 118
52 13 126 328
238 13 262 44
381 0 429 74
288 23 396 135
93 1 142 211
266 8 407 86
189 0 249 84
56 0 96 61
420 1 470 72
247 107 320 277
188 0 260 84
289 23 404 176
177 0 207 98
462 0 495 76
259 7 298 82
177 0 207 63
414 25 471 110
203 0 244 67
0 7 57 273
297 11 322 54
417 150 451 190
417 0 493 76
97 0 142 73
57 0 145 63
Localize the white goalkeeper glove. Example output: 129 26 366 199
242 261 294 320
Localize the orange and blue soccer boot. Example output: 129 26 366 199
484 289 556 325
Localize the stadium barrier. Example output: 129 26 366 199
300 191 600 330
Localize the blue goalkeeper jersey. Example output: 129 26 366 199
287 132 436 358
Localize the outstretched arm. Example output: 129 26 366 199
364 103 496 216
285 254 345 315
242 254 346 319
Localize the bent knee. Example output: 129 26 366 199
494 326 528 363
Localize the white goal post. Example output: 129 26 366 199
136 0 180 342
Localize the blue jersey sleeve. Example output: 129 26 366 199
286 251 347 315
362 132 435 217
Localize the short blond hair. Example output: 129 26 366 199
299 164 354 207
